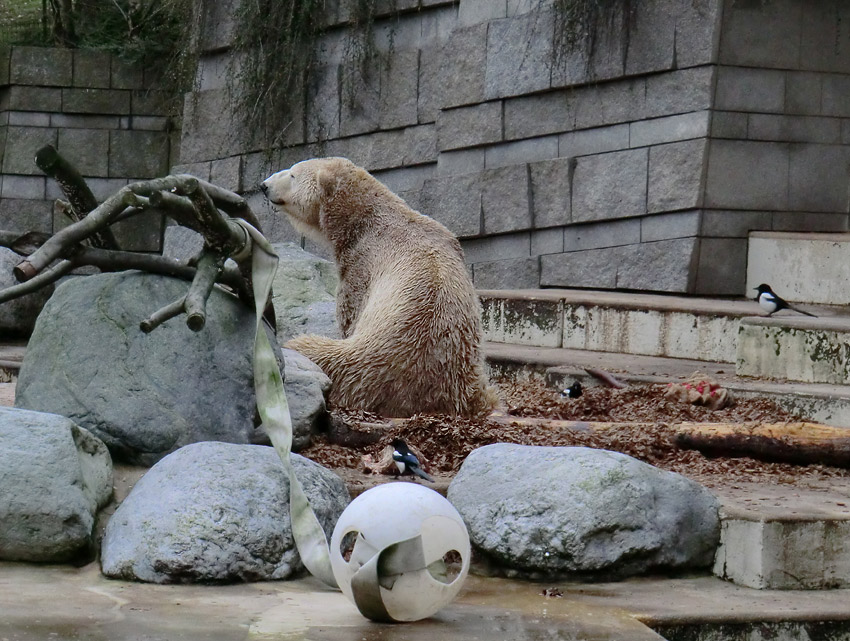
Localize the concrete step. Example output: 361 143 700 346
479 288 829 365
737 315 850 385
485 342 850 428
747 231 850 305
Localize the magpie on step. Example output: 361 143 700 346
391 439 434 482
754 283 817 317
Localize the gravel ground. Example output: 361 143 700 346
301 379 850 492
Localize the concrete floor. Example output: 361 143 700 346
3 563 850 641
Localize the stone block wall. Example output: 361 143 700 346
177 0 850 296
0 46 179 251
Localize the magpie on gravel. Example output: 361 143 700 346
391 439 434 482
754 283 817 318
561 381 583 399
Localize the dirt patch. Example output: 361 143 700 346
301 379 850 493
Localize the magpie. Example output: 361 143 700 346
754 284 817 317
391 439 434 482
561 381 583 398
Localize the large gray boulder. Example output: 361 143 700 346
15 271 323 466
279 349 331 450
0 247 53 337
0 407 112 562
448 444 720 580
272 242 339 342
101 442 349 583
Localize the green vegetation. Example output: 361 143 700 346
0 0 44 44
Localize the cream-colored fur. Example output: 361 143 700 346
262 157 496 417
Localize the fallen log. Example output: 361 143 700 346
674 422 850 468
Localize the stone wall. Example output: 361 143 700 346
177 0 850 296
0 46 179 251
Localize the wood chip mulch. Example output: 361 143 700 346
300 379 850 491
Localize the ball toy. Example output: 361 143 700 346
329 482 471 622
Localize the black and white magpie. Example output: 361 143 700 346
561 381 583 398
754 283 817 317
391 439 434 482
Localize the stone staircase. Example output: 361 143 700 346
480 286 850 591
480 288 850 426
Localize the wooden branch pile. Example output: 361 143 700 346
1 145 272 333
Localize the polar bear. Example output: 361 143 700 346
261 157 496 418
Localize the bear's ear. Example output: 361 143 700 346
315 168 338 199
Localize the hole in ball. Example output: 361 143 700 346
339 530 359 563
427 549 462 585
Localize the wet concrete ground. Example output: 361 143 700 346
3 562 850 641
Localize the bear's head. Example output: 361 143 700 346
261 157 366 246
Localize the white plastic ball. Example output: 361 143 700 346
330 482 471 622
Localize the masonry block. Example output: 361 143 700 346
403 124 437 167
170 161 212 182
109 130 170 178
550 5 627 88
339 61 381 138
572 79 646 130
529 157 572 228
771 212 849 233
789 145 850 213
7 87 62 112
8 112 50 127
0 198 53 234
640 211 701 243
373 164 435 194
366 130 405 171
2 127 57 175
648 139 707 213
541 245 619 289
50 114 120 129
473 257 539 289
695 237 747 296
462 231 530 264
559 123 629 158
109 210 165 252
57 129 110 177
701 210 772 238
10 47 72 86
531 227 564 255
625 0 676 75
63 88 131 115
482 164 531 234
458 0 507 26
131 90 176 117
705 141 789 210
437 102 503 151
73 50 111 89
571 148 647 223
504 91 572 141
645 66 714 119
484 136 558 169
210 156 242 193
379 49 419 130
615 238 698 292
179 89 236 164
420 173 482 237
420 22 487 117
110 57 145 90
630 111 710 148
786 72 823 116
306 64 340 142
749 115 841 144
710 112 748 139
715 66 786 113
800 1 850 74
198 0 239 52
1 175 45 200
822 75 850 118
485 11 553 100
719 0 802 69
564 218 640 252
673 0 721 67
